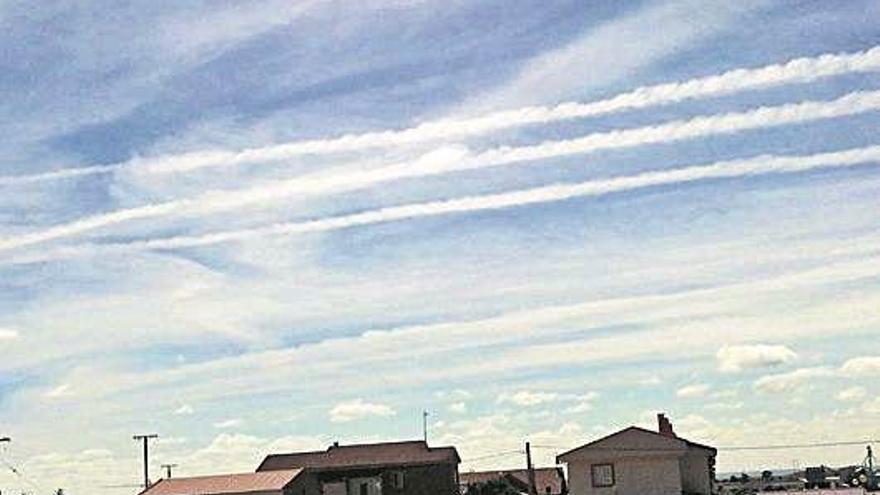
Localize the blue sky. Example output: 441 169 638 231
1 0 880 492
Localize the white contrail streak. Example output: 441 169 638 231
1 45 879 184
8 145 880 264
2 90 880 252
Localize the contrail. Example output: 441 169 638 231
8 144 880 264
2 89 880 252
2 45 879 184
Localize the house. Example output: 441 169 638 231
460 467 568 495
556 414 716 495
139 469 318 495
257 440 461 495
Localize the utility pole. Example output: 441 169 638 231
525 442 538 495
422 411 429 443
161 463 178 479
133 434 158 489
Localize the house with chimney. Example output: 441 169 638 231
556 414 716 495
257 440 461 495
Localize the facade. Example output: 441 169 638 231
258 440 461 495
460 467 568 495
139 469 318 495
556 415 716 495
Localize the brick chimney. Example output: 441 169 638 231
657 413 676 438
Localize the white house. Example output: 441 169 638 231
556 414 716 495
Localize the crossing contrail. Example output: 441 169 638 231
1 90 879 253
1 45 879 185
7 144 879 264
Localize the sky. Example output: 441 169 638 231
1 0 880 493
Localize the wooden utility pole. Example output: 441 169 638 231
133 434 158 489
161 463 178 479
422 410 429 443
525 442 538 495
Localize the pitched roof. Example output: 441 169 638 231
140 469 302 495
460 467 566 494
556 426 716 462
258 440 460 472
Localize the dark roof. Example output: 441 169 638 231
141 469 302 495
460 467 566 495
556 426 717 462
258 440 460 472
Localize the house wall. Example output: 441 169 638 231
286 471 322 495
389 464 459 495
567 457 682 495
313 464 459 495
679 451 713 495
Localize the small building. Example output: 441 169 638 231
460 467 568 495
557 414 716 495
258 440 461 495
139 469 317 495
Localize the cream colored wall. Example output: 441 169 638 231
679 451 713 495
567 457 682 495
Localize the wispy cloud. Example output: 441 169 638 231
1 45 878 186
3 89 880 253
328 399 396 423
676 383 711 398
44 384 74 399
14 144 879 262
753 367 835 393
213 418 243 429
174 404 195 415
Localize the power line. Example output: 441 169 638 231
720 439 880 452
0 454 45 494
530 439 880 453
462 450 524 463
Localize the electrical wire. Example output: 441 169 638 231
462 450 524 463
530 439 880 453
0 454 45 494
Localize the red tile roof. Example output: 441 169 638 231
258 440 460 472
141 469 303 495
460 468 566 495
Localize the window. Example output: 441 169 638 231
591 464 615 488
360 482 369 495
391 471 404 489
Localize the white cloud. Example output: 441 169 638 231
435 389 473 400
17 142 880 262
448 402 467 414
497 390 558 407
175 404 195 415
44 384 73 399
753 367 835 393
676 383 711 398
840 356 880 376
461 0 769 110
717 344 797 372
329 399 396 423
837 386 867 402
213 418 243 429
0 328 18 340
564 393 599 414
864 397 880 414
